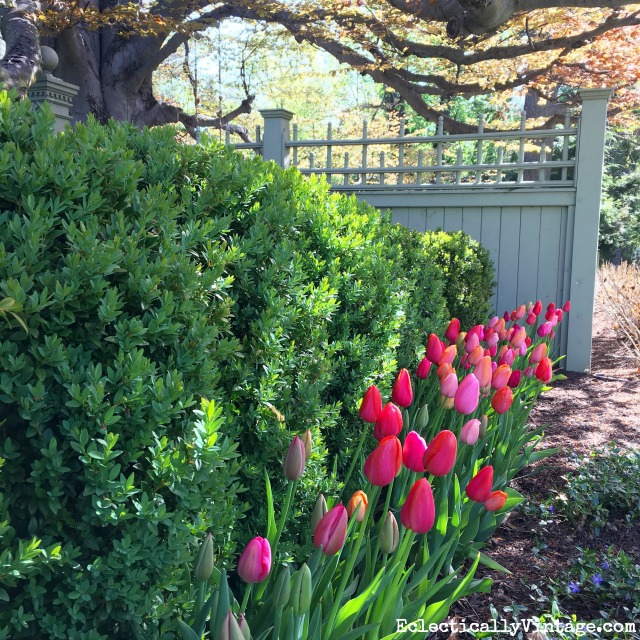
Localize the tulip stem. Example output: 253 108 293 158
366 480 394 584
194 581 206 620
340 428 369 501
241 583 253 613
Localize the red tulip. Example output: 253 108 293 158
529 343 547 364
454 374 479 415
532 300 542 315
363 436 402 486
283 436 306 481
416 356 432 379
460 418 481 445
359 385 382 423
484 490 508 511
391 368 413 408
402 431 427 472
535 356 553 383
491 386 513 414
400 478 435 533
373 402 403 441
525 312 537 325
440 372 458 398
563 300 571 312
467 324 484 341
237 537 272 583
347 490 368 522
314 504 348 555
426 333 444 364
507 369 521 388
492 364 512 390
545 303 556 321
445 318 460 343
555 309 564 322
422 430 457 476
465 466 494 502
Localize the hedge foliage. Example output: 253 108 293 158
0 92 494 638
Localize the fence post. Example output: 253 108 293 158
259 108 294 168
565 88 613 372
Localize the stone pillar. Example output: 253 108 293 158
27 46 79 134
260 108 294 168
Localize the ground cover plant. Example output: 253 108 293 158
176 298 570 639
0 92 493 638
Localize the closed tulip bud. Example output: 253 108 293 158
347 490 368 522
532 300 542 315
492 364 512 390
545 303 556 320
515 304 526 320
440 372 458 398
237 537 271 583
455 331 467 350
535 356 553 383
426 333 445 364
503 311 511 322
488 344 497 357
464 333 479 356
454 374 479 415
364 436 402 486
392 368 413 407
530 343 547 364
498 348 516 367
525 312 537 325
400 478 436 533
507 369 522 388
484 490 508 512
466 466 494 502
302 429 313 460
439 344 457 365
422 430 457 476
359 385 382 423
511 327 527 348
402 431 427 472
525 337 531 347
518 342 527 357
379 511 399 554
537 321 553 337
416 404 429 430
373 402 403 441
237 614 251 640
460 418 481 445
563 300 571 312
440 396 455 410
445 318 461 343
491 386 513 414
289 564 313 614
488 315 499 328
486 332 499 347
479 414 489 437
310 494 328 534
273 566 291 608
314 505 348 555
194 532 214 583
550 315 558 327
468 324 485 341
555 309 564 322
473 356 492 390
416 356 432 379
220 610 246 640
468 345 484 366
284 436 306 481
437 362 454 380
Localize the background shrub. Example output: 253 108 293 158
0 92 494 637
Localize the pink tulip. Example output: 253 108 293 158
426 333 444 364
454 374 480 415
440 372 458 398
498 348 515 367
486 332 499 347
402 431 427 472
391 368 413 408
460 418 481 445
237 537 272 583
359 385 382 423
373 402 403 441
416 356 432 379
537 321 553 337
529 343 547 364
314 504 348 555
511 327 527 349
422 430 457 476
514 304 526 320
364 436 402 486
465 332 480 354
465 466 494 502
445 318 461 343
400 478 435 533
492 364 512 390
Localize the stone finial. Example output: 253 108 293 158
40 46 59 74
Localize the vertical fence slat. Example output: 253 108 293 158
398 118 405 185
517 111 526 183
417 150 424 185
561 109 571 182
538 143 547 182
435 116 444 185
326 122 332 184
292 124 298 167
495 147 504 183
343 152 350 187
361 119 368 186
380 151 385 185
475 114 484 184
456 147 463 184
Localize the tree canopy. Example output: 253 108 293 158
0 0 639 133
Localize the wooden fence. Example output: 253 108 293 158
230 90 612 372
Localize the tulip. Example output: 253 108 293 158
486 332 499 347
545 303 556 320
467 324 485 341
498 348 515 367
537 321 553 337
303 429 313 461
525 337 532 347
535 356 553 383
445 318 461 343
515 304 526 320
416 404 429 430
310 494 328 534
532 300 542 315
507 369 522 388
530 343 547 364
400 478 435 534
284 436 306 481
237 614 251 640
439 344 457 365
314 504 348 555
347 490 368 522
488 315 499 328
422 430 457 476
364 436 402 486
460 418 481 445
484 490 508 512
237 537 271 583
359 385 382 423
220 610 246 640
426 333 444 364
479 414 488 437
492 364 512 390
454 374 479 415
550 315 558 328
563 300 571 312
468 344 484 366
402 431 427 472
194 532 214 582
518 342 527 357
373 402 403 441
440 372 458 398
455 332 467 350
473 356 492 390
416 356 432 379
525 312 537 325
290 564 312 614
436 362 454 380
491 386 513 414
465 466 494 502
379 511 399 554
555 309 564 322
391 368 413 407
511 327 527 349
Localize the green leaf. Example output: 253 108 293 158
176 620 200 640
264 470 277 544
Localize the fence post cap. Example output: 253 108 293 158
259 108 294 120
578 88 613 102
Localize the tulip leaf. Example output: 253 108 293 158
194 590 218 636
310 553 340 613
264 470 277 545
176 620 200 640
307 545 323 577
211 569 230 640
404 536 456 596
333 623 381 640
308 601 322 639
526 448 562 464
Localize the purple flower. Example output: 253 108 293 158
548 505 555 514
592 574 603 586
568 581 580 594
601 561 610 570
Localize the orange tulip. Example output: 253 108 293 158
347 490 368 522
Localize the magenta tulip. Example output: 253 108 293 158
537 321 553 337
313 504 348 555
507 369 522 388
363 436 402 486
440 372 458 398
400 478 435 533
426 333 444 364
422 430 457 476
454 374 479 415
373 402 403 441
445 318 460 343
402 431 427 472
416 356 432 379
391 368 413 407
237 537 272 583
